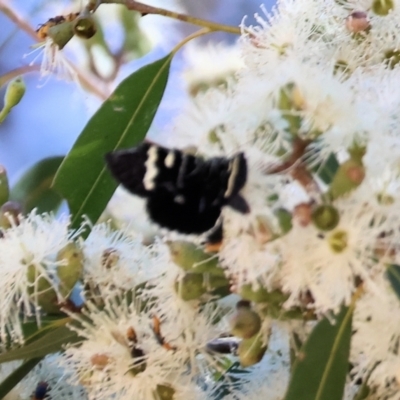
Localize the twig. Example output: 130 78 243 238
99 0 243 35
0 2 109 100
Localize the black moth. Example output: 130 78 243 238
105 142 249 240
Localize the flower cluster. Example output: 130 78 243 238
5 0 400 399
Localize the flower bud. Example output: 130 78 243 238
345 11 370 33
57 242 84 297
240 283 288 304
274 208 292 234
155 384 175 400
174 273 207 301
372 0 394 16
278 83 303 136
0 201 23 230
26 263 60 314
329 159 365 199
47 22 75 49
312 205 340 231
238 334 267 367
167 240 225 276
0 165 9 207
73 16 97 39
230 301 262 339
0 77 26 123
384 50 400 69
329 230 348 253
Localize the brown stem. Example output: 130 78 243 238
99 0 243 35
0 1 37 40
267 138 319 192
0 65 39 87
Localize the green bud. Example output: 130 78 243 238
167 241 225 277
56 242 84 297
240 283 288 304
0 77 26 123
154 384 175 400
48 22 75 49
311 205 340 231
384 49 400 69
0 201 23 230
73 16 97 39
26 263 60 314
0 165 9 206
230 304 262 339
174 273 207 301
278 82 303 136
238 334 267 367
329 230 348 253
372 0 394 15
274 208 292 234
328 159 365 199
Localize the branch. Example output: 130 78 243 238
99 0 243 35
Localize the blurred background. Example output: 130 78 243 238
0 0 274 184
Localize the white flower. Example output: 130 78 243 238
351 274 400 398
59 294 208 400
0 212 75 344
25 38 78 83
182 42 244 96
82 223 168 297
1 356 87 400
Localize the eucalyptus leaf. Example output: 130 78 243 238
0 325 80 363
312 152 339 185
284 305 353 400
0 357 42 398
386 264 400 301
10 156 64 213
53 54 173 234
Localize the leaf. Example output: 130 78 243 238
0 357 42 398
10 156 64 213
386 264 400 301
284 305 353 400
53 54 173 233
0 325 80 363
213 361 250 400
314 152 339 185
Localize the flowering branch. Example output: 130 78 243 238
96 0 243 35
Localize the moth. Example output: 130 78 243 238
105 142 250 242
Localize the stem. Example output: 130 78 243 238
171 28 212 55
99 0 243 35
0 2 109 100
0 65 39 87
0 1 37 40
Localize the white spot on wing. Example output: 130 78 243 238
143 146 158 190
165 151 175 168
224 156 240 198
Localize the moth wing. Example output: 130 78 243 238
105 143 150 197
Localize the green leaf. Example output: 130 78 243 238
284 305 353 400
0 325 80 363
10 156 64 213
53 54 173 233
313 152 339 185
213 361 250 400
0 357 42 398
386 264 400 301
